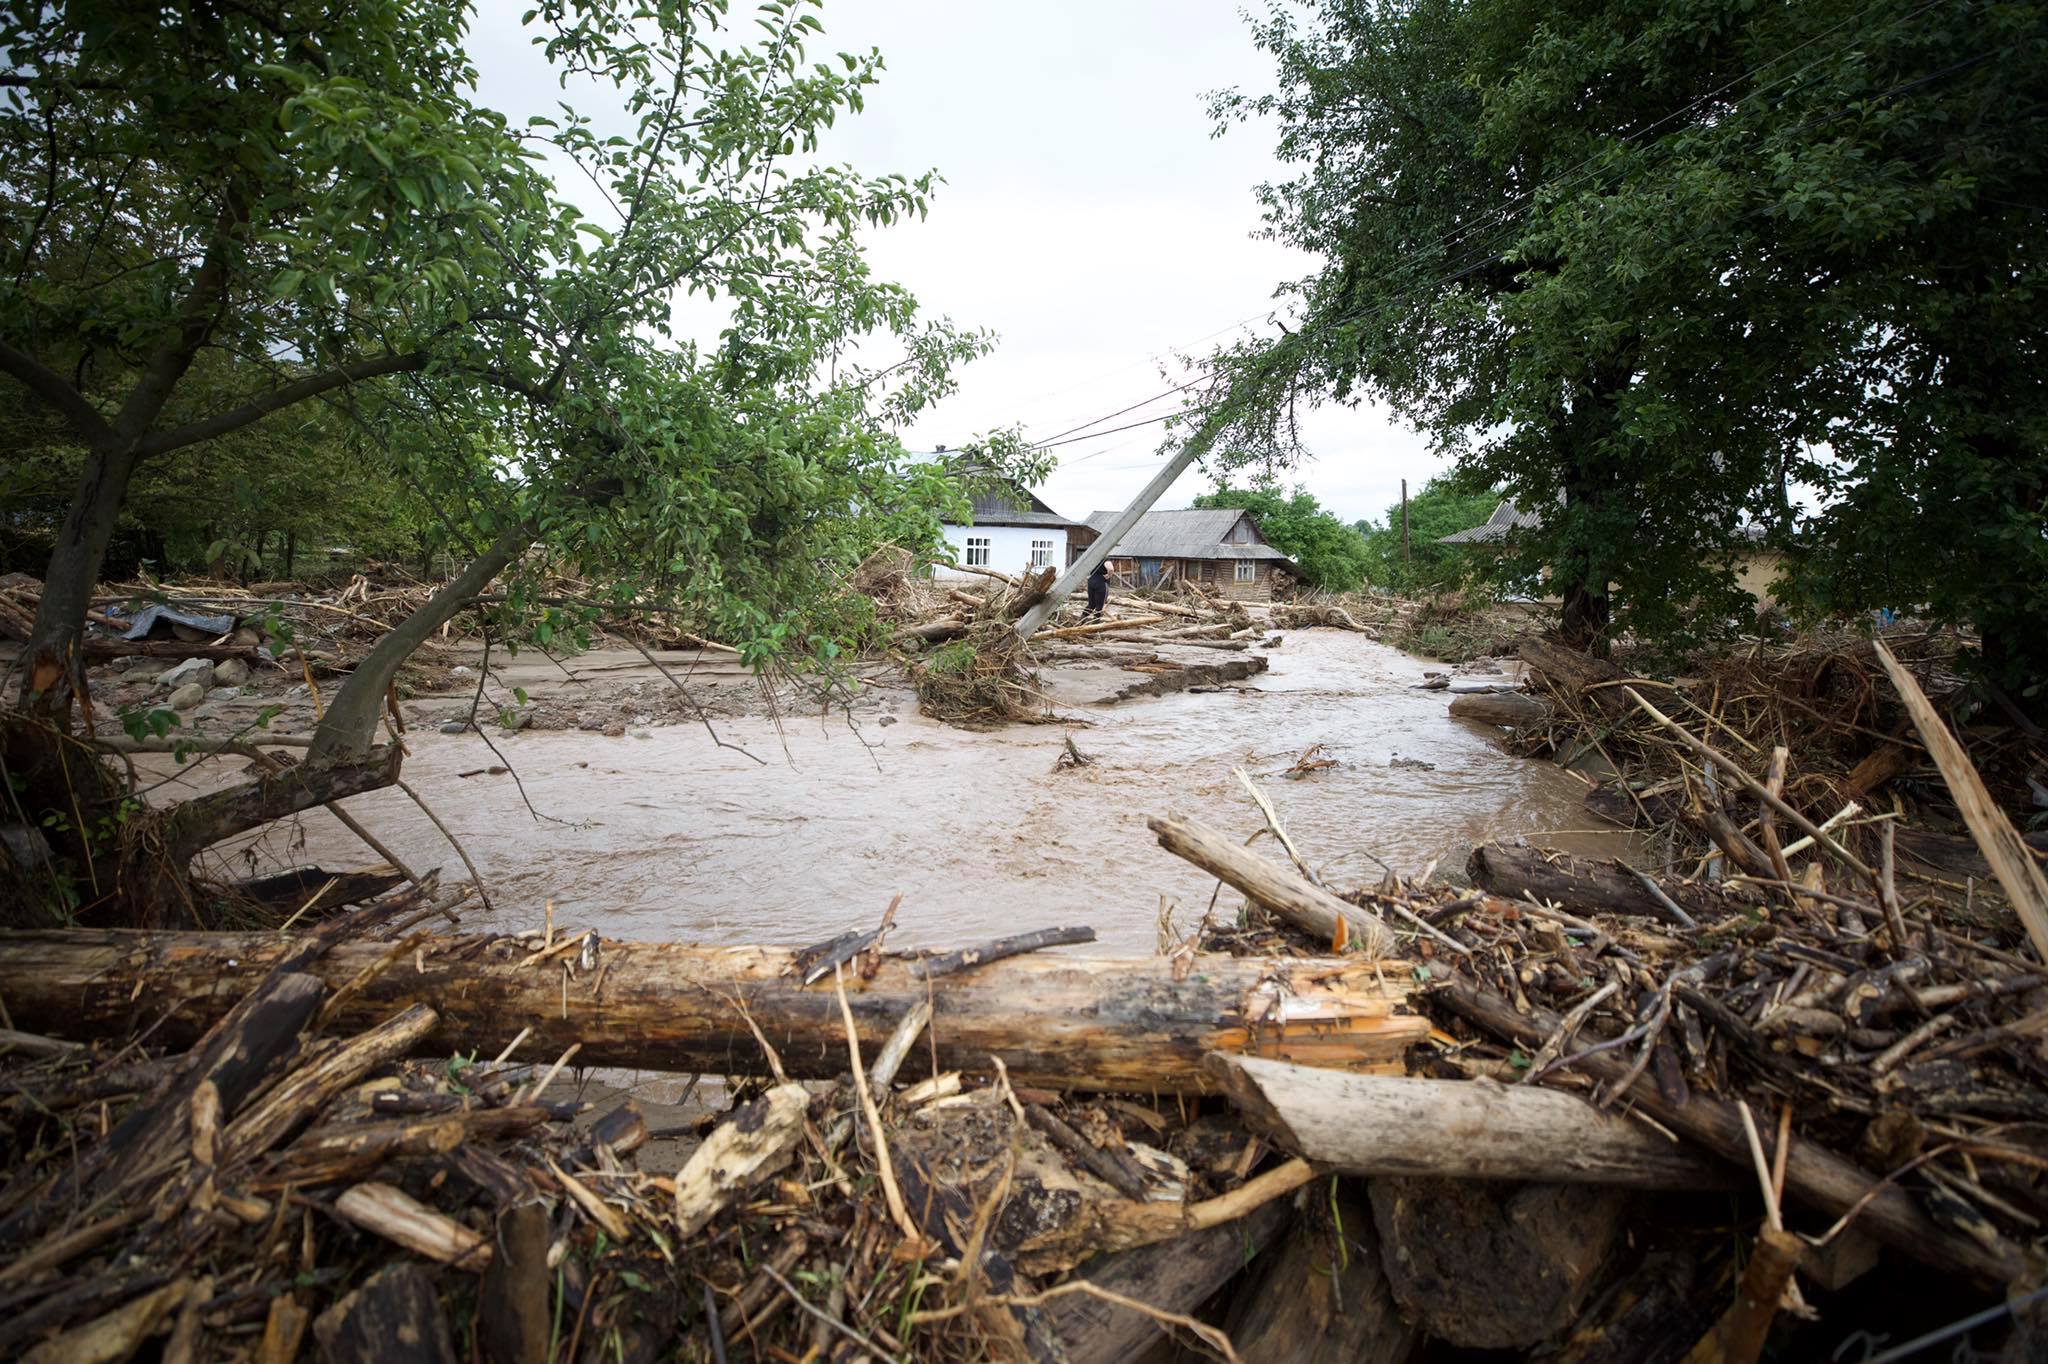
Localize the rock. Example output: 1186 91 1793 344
603 721 626 738
231 626 263 647
165 681 207 711
877 714 898 727
631 729 651 740
449 665 477 680
500 711 531 732
439 720 469 735
157 658 215 692
213 657 251 687
578 715 606 732
123 659 169 680
1390 755 1436 770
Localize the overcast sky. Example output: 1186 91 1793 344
469 0 1446 528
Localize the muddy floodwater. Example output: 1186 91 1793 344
210 629 1624 955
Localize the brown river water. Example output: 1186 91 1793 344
198 629 1621 956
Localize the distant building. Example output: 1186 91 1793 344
1083 507 1302 600
935 484 1094 579
1438 496 1787 605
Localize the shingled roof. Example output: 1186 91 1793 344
1083 508 1298 563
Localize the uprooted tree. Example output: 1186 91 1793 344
0 0 1030 925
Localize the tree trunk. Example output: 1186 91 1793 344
1370 1175 1629 1350
309 523 530 763
15 446 145 718
1467 842 1732 924
0 931 1426 1093
1224 1186 1418 1364
1435 976 2026 1287
1205 1055 1729 1189
1046 1201 1291 1364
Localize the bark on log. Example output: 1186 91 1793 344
1435 977 2026 1287
1448 691 1553 727
1045 1201 1291 1364
1206 1055 1729 1189
0 930 1426 1093
1520 639 1629 715
1468 842 1734 922
1150 815 1396 956
479 1203 550 1364
1370 1175 1628 1350
1225 1187 1418 1364
313 1263 457 1364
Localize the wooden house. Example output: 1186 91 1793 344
1083 507 1301 600
936 484 1096 580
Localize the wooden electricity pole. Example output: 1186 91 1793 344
1013 444 1203 640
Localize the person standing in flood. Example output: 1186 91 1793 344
1084 560 1109 621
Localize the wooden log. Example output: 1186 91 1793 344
479 1202 551 1364
255 1293 311 1364
1225 1187 1418 1364
1040 614 1169 639
1045 1201 1291 1364
225 1003 439 1161
1205 1055 1729 1189
0 930 1425 1093
1435 976 2026 1286
1468 842 1733 923
1370 1175 1629 1349
1149 815 1396 957
332 1182 491 1268
674 1083 809 1236
1679 1227 1803 1364
1448 691 1553 727
313 1264 458 1364
1520 638 1629 714
909 926 1095 979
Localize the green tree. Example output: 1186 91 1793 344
1191 481 1370 590
0 0 1018 923
1200 0 2044 677
1352 478 1500 593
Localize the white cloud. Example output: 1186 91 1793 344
463 0 1448 527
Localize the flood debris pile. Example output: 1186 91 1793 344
888 561 1278 721
3 675 2045 1360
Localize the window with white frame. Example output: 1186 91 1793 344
1030 538 1054 567
1235 560 1256 582
965 537 990 567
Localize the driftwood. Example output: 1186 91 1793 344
1045 1201 1291 1364
313 1263 457 1364
674 1083 810 1236
909 926 1096 979
0 929 1424 1093
1149 815 1396 956
1225 1187 1418 1364
1468 842 1732 925
1680 1227 1803 1364
1435 976 2026 1286
1448 690 1553 727
1520 638 1629 714
478 1203 550 1364
1370 1175 1628 1350
1206 1055 1729 1189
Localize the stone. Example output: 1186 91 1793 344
603 721 626 738
231 626 263 646
878 713 898 727
449 665 477 679
630 729 651 740
439 720 469 735
500 710 531 732
157 658 215 692
123 659 169 680
213 657 251 688
165 681 207 711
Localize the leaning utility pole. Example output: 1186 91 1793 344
1012 444 1204 640
1400 479 1410 564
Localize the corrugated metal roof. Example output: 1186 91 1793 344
1438 498 1544 544
1083 508 1294 562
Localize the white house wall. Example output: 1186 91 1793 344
935 524 1067 578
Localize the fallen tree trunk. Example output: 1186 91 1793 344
1519 638 1629 715
1151 814 1396 956
1206 1055 1729 1189
1435 976 2026 1287
1467 842 1734 923
1447 691 1552 727
0 931 1426 1093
